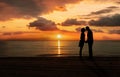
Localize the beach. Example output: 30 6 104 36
0 56 119 77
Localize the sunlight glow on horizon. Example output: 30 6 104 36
57 34 62 39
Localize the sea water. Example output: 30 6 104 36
0 40 119 57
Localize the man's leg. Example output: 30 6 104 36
88 43 93 58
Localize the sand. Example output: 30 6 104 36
0 56 120 77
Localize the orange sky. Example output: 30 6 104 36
0 0 120 40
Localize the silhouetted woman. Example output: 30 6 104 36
79 28 85 57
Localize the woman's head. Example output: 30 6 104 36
81 28 85 32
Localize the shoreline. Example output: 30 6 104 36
0 54 120 57
0 56 119 60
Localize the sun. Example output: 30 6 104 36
57 34 62 39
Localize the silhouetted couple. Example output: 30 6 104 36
79 26 93 58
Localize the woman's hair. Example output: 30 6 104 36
81 28 85 32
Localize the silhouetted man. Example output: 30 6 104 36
86 26 93 58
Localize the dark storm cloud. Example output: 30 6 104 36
28 17 58 31
0 0 81 21
61 19 86 26
89 14 120 26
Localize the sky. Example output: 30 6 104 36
0 0 120 40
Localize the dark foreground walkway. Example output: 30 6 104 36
0 57 119 77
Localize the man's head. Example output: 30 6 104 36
86 26 90 31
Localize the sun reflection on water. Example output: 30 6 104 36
58 40 61 55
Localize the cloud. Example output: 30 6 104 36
102 36 112 40
13 32 24 35
92 29 104 33
90 9 113 15
92 0 120 3
2 31 24 35
75 27 104 33
108 30 120 34
0 0 81 21
28 17 58 31
116 1 120 4
75 27 81 32
1 26 6 28
61 18 86 26
107 6 119 9
0 0 38 20
88 6 119 16
89 14 120 26
2 32 12 35
2 31 40 36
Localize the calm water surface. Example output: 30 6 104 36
0 40 120 57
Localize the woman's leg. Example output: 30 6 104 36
79 46 83 57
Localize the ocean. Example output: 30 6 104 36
0 40 120 57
